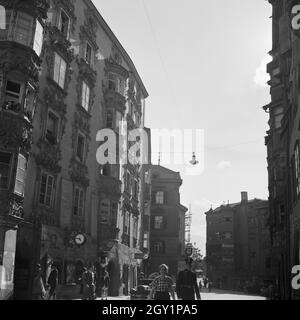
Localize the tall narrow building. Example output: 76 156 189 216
0 0 49 300
265 0 300 300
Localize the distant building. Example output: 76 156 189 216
206 192 275 291
148 165 187 279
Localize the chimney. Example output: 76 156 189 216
241 191 248 203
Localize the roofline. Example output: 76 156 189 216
86 0 149 98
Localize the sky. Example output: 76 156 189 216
94 0 273 255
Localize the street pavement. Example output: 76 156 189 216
88 289 266 300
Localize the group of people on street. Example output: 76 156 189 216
150 257 203 300
32 263 58 300
32 262 110 300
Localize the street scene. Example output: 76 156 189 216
0 0 300 302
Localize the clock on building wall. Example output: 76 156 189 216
74 233 87 246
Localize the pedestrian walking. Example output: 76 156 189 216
150 264 176 300
204 277 208 290
176 257 201 300
82 265 96 300
47 263 58 300
199 279 202 292
101 270 110 300
32 264 46 300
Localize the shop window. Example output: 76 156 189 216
53 52 66 89
14 154 27 196
39 173 54 207
73 187 84 217
0 151 12 189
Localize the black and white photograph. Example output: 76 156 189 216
0 0 299 307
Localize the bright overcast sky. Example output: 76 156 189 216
94 0 272 255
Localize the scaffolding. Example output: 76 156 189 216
185 204 192 244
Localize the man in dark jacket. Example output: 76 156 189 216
47 263 58 300
176 257 201 300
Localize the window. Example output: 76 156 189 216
126 171 131 193
46 112 59 144
225 217 232 222
0 152 12 189
295 142 300 195
124 211 130 234
0 6 10 31
14 12 33 46
73 187 84 216
85 42 92 65
76 133 85 162
274 106 284 129
5 80 22 103
133 179 139 199
24 83 36 116
115 111 122 132
108 72 124 95
155 191 164 204
154 216 164 230
106 109 114 128
58 10 70 39
53 53 66 89
81 81 90 111
223 232 232 240
39 173 54 206
14 154 27 196
33 20 43 56
153 241 164 254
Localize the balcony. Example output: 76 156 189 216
104 89 126 114
98 175 122 197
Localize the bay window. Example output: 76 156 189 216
53 52 66 89
274 106 284 129
108 72 124 95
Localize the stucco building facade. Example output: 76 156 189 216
0 0 149 299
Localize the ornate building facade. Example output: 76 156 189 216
265 0 300 300
0 0 149 299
